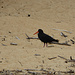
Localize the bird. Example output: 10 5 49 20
34 29 59 47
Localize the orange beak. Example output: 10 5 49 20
33 31 39 35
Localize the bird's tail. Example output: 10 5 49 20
53 39 59 42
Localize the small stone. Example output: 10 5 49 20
9 31 11 33
2 38 5 41
10 43 17 45
1 6 3 8
9 14 11 16
35 54 41 56
22 47 24 49
28 14 30 17
0 61 2 63
42 60 44 63
2 58 3 60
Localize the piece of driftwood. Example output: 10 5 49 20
15 36 20 40
24 69 41 71
48 57 57 60
70 39 75 44
52 28 72 34
35 54 41 56
58 56 75 63
10 43 17 45
60 70 74 73
60 32 67 37
24 68 48 72
1 43 7 46
25 33 38 39
67 59 75 62
65 56 75 63
51 42 71 46
18 61 23 66
15 69 22 72
28 71 53 75
58 55 68 60
28 71 40 75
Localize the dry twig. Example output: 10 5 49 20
70 39 75 44
48 57 57 60
52 28 72 34
10 43 17 45
58 56 75 63
51 42 71 46
25 33 38 39
58 55 68 60
18 61 23 66
60 32 67 37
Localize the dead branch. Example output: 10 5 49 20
65 56 75 63
70 39 75 44
24 69 41 71
51 42 71 46
1 43 7 46
24 68 48 72
58 55 68 60
18 61 23 66
28 71 40 75
15 36 20 40
15 69 22 72
10 43 17 45
25 33 38 39
35 54 41 56
52 28 72 34
48 57 57 60
60 70 74 73
58 56 75 63
66 60 75 63
60 32 67 37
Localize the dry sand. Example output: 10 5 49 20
0 0 75 73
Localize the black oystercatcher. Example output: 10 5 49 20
34 29 59 47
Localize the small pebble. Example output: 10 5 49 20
10 43 17 45
28 14 30 17
35 54 41 56
0 61 2 63
1 6 3 8
9 31 11 33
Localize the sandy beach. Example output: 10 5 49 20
0 0 75 74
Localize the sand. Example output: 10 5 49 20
0 0 75 72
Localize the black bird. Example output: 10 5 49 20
34 29 59 47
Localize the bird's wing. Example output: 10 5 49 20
44 34 54 40
40 33 54 42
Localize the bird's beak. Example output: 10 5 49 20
33 31 39 35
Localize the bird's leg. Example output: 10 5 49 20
43 43 45 47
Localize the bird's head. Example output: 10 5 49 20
33 29 43 35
